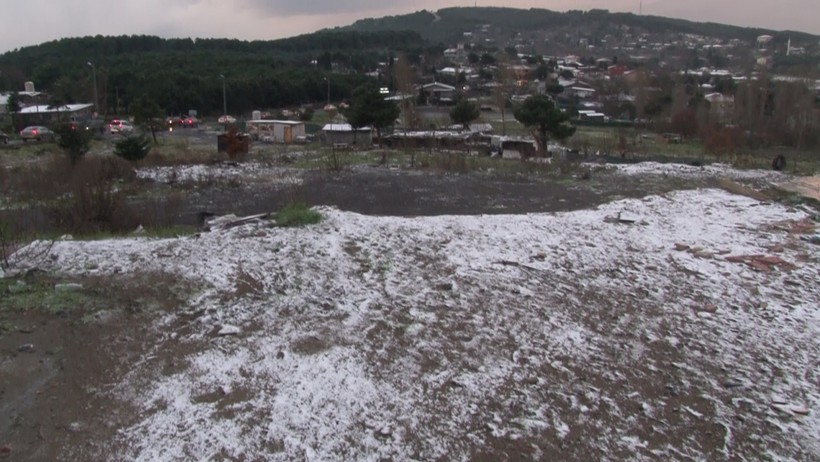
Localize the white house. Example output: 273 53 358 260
419 82 456 104
245 120 305 144
321 123 373 147
18 103 94 125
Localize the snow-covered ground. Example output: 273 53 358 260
10 187 820 461
608 161 790 182
137 162 303 186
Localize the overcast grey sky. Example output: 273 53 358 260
1 0 817 53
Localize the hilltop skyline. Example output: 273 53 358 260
1 1 817 54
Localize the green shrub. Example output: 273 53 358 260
56 123 92 166
275 202 321 227
114 135 152 163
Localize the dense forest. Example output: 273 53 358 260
0 31 434 116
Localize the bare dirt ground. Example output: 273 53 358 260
1 162 818 461
775 175 820 202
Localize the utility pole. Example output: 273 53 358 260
87 61 98 116
220 74 227 116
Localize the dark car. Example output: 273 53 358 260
166 115 198 129
73 117 106 134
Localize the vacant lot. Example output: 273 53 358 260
2 155 818 461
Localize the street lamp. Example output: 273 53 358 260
323 76 330 106
87 61 98 116
219 74 227 116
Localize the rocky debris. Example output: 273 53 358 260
801 234 820 245
276 351 285 360
206 213 272 231
217 325 241 336
435 282 454 291
67 422 86 433
54 283 83 292
674 243 690 252
133 225 146 235
790 405 810 416
605 211 642 224
17 344 36 353
724 254 796 272
722 379 744 389
693 250 714 259
375 425 392 438
769 218 815 234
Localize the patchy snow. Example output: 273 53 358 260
608 161 789 182
10 187 820 461
137 162 303 186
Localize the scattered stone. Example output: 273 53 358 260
767 244 785 253
54 283 83 292
58 234 73 241
375 426 392 438
17 344 36 353
18 326 36 334
217 325 241 336
533 252 547 261
722 379 744 389
435 282 453 291
67 422 86 433
694 250 714 259
133 225 146 235
771 403 793 415
790 405 810 415
674 243 690 252
701 303 718 313
276 351 285 360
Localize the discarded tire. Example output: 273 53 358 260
772 155 786 171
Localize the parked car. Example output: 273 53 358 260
181 115 198 128
218 115 236 124
0 131 9 144
109 119 134 135
71 117 106 134
19 126 56 142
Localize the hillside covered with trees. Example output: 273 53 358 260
0 31 434 116
343 7 819 46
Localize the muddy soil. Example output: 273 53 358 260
0 273 193 461
178 165 707 225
